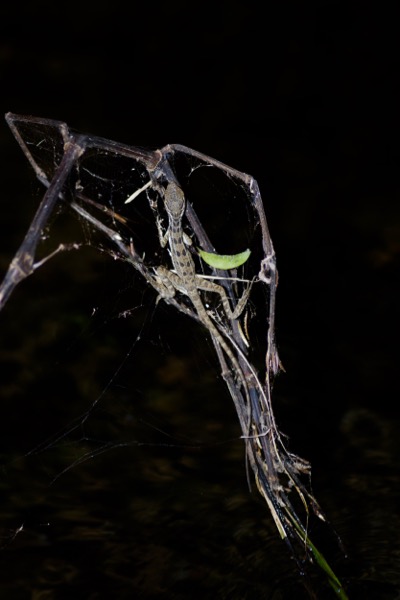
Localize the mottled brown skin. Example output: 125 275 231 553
156 182 250 383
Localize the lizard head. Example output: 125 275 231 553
164 182 185 219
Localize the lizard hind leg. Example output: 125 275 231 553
195 276 253 321
154 265 178 302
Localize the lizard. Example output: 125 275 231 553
154 181 252 398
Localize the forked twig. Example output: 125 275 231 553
1 113 348 598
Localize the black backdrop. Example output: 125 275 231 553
0 2 399 599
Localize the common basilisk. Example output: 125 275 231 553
155 182 252 393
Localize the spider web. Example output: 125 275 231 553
0 116 347 597
0 117 267 482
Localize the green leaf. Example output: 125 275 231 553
198 248 251 270
288 514 349 600
306 537 349 600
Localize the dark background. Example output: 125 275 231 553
0 2 399 599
